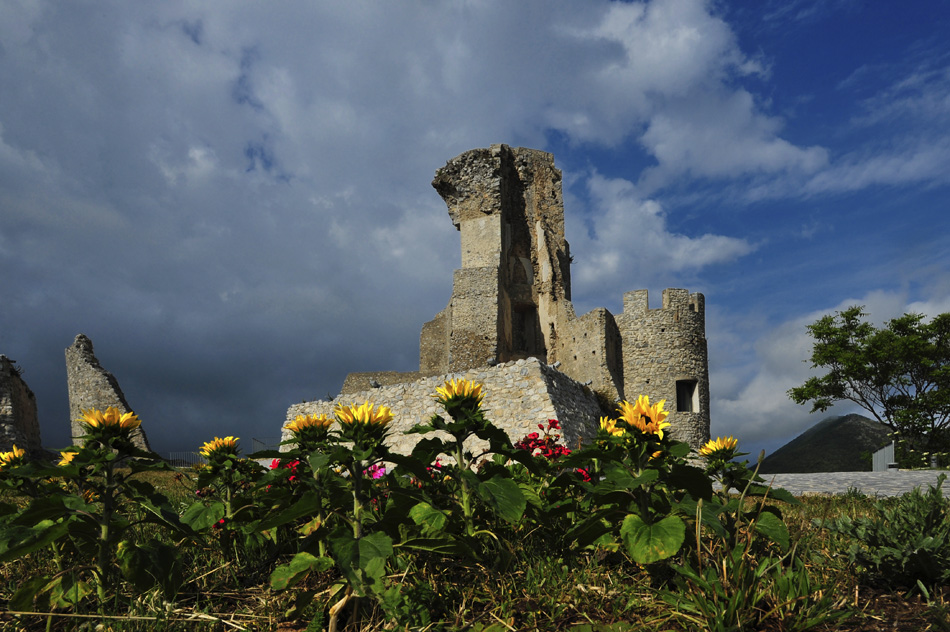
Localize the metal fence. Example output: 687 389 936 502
251 437 282 453
165 451 207 467
872 441 896 471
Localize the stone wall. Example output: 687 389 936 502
65 334 151 451
0 355 42 454
286 357 603 456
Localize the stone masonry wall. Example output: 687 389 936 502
0 355 42 454
65 334 151 451
285 357 603 457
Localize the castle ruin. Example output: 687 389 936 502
289 145 710 450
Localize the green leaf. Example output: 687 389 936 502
180 501 225 530
8 575 49 612
477 476 526 523
270 552 335 591
0 519 72 563
753 511 790 551
254 491 324 531
621 514 686 564
48 573 91 609
409 501 448 536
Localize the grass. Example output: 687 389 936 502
2 471 949 631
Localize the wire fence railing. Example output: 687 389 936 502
163 438 282 467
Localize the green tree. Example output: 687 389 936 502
788 306 950 458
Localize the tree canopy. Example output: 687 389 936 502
788 306 950 456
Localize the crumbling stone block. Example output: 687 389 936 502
65 334 151 451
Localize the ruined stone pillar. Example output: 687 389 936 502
65 334 151 451
0 355 42 455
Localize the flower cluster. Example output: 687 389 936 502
269 458 301 483
515 419 572 461
0 444 26 470
364 463 386 480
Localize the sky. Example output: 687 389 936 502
2 0 949 460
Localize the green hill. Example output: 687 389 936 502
759 414 892 474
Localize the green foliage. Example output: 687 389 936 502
821 474 950 591
789 306 950 457
0 384 852 630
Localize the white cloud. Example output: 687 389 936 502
568 172 755 298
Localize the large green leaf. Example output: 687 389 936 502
620 514 686 564
477 476 526 523
753 511 790 551
270 552 334 591
409 501 448 536
254 491 324 531
180 501 225 531
8 575 49 612
0 519 71 563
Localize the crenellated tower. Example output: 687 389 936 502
617 289 710 448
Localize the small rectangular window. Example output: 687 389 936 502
676 380 698 413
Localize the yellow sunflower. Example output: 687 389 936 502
699 436 739 460
599 416 626 437
334 401 393 427
79 406 141 431
58 450 78 467
617 395 671 440
285 413 334 434
199 436 240 459
0 444 26 470
434 378 484 409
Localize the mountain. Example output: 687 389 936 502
758 414 892 474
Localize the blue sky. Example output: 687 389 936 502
2 0 949 460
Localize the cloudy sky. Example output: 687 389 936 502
2 0 949 459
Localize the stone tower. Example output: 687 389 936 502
617 289 709 448
65 334 151 451
420 145 572 373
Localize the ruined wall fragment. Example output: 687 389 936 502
0 355 42 455
65 334 151 451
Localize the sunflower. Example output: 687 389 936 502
334 402 393 427
199 436 240 460
58 450 78 467
699 436 739 460
285 413 334 434
617 395 671 440
79 406 141 431
599 416 625 437
434 378 484 411
0 445 26 470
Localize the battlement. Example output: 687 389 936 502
623 288 705 317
